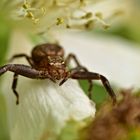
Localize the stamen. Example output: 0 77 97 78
56 18 64 26
22 0 45 24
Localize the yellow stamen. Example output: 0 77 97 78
56 18 64 26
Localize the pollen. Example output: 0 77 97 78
56 18 64 26
22 0 45 24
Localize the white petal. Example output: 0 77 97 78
58 31 140 89
2 77 95 140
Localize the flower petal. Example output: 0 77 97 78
58 31 140 88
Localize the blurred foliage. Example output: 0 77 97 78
58 121 81 140
0 19 11 140
129 128 140 140
58 119 91 140
87 90 140 140
0 16 11 140
0 21 11 65
79 80 108 108
0 94 9 140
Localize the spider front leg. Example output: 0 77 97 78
0 64 47 78
71 71 117 104
65 53 93 98
0 64 50 104
12 73 19 105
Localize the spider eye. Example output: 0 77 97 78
49 63 54 65
55 62 62 66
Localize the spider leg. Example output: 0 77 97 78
0 64 49 79
65 53 81 66
59 72 70 86
87 80 93 99
12 73 19 105
65 53 93 98
9 54 34 67
71 71 116 104
0 64 50 105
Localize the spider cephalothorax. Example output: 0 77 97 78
0 43 116 105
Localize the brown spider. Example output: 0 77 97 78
0 43 116 105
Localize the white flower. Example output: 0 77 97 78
0 0 126 36
4 79 95 140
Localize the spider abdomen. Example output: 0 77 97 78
31 43 64 64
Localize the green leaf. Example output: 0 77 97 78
129 129 140 140
0 93 10 140
57 119 91 140
79 80 108 107
0 20 11 65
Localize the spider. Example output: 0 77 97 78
0 43 116 105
